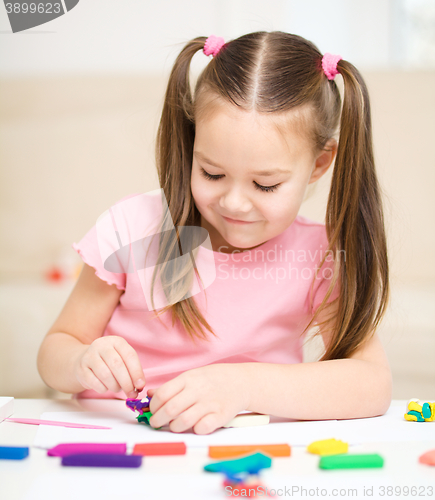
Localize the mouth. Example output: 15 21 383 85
222 215 256 225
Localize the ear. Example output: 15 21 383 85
308 139 338 184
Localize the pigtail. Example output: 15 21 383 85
313 60 390 360
149 37 217 343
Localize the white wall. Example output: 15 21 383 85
1 0 432 77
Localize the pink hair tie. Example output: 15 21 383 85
203 35 225 57
322 53 342 80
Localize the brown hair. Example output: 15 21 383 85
148 31 390 359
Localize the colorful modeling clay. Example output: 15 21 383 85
209 444 290 459
404 399 435 422
137 411 153 424
204 452 272 475
319 453 384 469
47 443 127 457
125 397 161 429
61 453 142 468
133 442 186 456
307 438 348 456
126 397 151 415
419 449 435 466
0 446 29 460
223 472 270 497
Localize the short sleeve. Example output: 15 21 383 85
72 223 126 291
72 190 169 293
71 193 144 291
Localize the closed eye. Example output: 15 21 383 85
199 167 281 193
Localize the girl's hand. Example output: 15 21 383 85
146 364 251 435
73 336 146 398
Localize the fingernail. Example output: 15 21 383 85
128 391 137 398
136 379 145 387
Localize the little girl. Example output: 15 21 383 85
37 31 392 435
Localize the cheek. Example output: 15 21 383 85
191 170 211 208
262 189 302 222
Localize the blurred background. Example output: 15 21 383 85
0 0 434 400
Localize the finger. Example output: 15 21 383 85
82 366 110 394
135 387 146 397
166 403 204 433
149 377 185 415
99 348 136 396
112 340 146 393
193 412 221 435
91 356 123 394
149 388 196 429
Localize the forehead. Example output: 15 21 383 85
194 95 314 162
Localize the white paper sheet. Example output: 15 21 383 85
32 410 345 449
0 396 14 422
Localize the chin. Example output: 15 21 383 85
226 238 260 250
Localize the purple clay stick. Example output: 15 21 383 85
62 453 142 468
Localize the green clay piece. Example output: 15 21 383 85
204 452 272 475
407 410 425 422
137 412 151 424
319 453 384 470
136 411 162 429
422 403 431 419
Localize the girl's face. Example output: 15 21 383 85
191 101 335 254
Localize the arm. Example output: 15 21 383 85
146 300 392 434
244 300 393 420
37 263 144 397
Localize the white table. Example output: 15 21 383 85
0 399 434 500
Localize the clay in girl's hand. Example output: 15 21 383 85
125 397 151 415
125 397 161 429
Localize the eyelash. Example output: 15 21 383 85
199 167 281 193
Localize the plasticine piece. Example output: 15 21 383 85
307 438 348 456
404 399 435 422
419 449 435 466
137 411 152 424
319 453 384 469
222 470 247 484
204 452 272 475
126 397 163 429
422 403 432 419
133 442 186 456
407 410 425 422
209 444 291 459
223 413 270 428
126 397 150 415
222 473 266 495
425 402 435 422
0 446 29 460
407 398 420 406
408 401 423 413
137 411 162 430
61 453 142 468
47 443 127 457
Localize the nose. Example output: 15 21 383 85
219 185 253 215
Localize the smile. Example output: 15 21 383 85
222 215 256 225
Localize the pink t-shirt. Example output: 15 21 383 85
72 191 339 399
